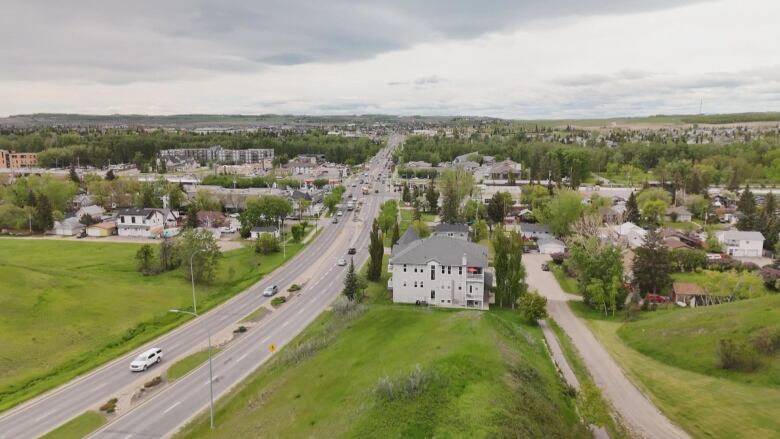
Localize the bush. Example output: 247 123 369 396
373 364 433 401
518 292 548 323
144 376 163 388
288 284 302 292
271 296 286 307
233 325 248 334
741 262 759 272
717 339 761 371
550 252 565 265
624 302 641 321
255 233 280 254
752 328 780 355
99 397 118 413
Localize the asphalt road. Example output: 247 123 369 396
0 136 400 439
524 253 690 439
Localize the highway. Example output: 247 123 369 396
0 135 401 439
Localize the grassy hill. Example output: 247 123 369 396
0 238 303 412
177 302 587 438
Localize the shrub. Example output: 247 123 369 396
373 364 433 401
233 325 248 334
550 252 565 265
255 233 280 254
518 292 548 323
144 376 162 388
624 302 641 321
288 284 302 292
717 339 761 371
271 296 286 307
100 397 118 413
752 328 780 355
741 262 759 272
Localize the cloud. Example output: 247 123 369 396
389 75 447 87
0 0 707 84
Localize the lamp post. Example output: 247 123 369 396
189 249 205 314
169 308 214 430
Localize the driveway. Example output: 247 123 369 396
524 253 689 439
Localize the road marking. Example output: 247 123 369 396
236 352 248 363
163 401 181 414
296 307 305 316
122 435 133 439
34 410 55 422
281 320 290 328
260 335 270 344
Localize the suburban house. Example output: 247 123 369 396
489 160 522 180
432 223 469 240
538 237 566 254
606 222 647 248
388 228 490 310
717 230 765 257
117 208 166 238
52 217 85 236
75 205 105 222
666 206 693 222
86 221 116 237
197 210 227 228
250 226 280 240
518 223 553 240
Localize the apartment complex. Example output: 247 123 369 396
0 150 38 168
159 146 273 164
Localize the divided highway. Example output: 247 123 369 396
0 137 400 439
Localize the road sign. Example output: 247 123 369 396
269 343 277 353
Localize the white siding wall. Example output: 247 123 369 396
391 261 484 309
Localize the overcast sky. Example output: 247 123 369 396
1 0 778 118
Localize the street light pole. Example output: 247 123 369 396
189 249 205 314
169 309 214 430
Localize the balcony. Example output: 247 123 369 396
466 273 484 281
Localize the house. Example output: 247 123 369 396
538 237 566 254
197 211 226 228
607 222 647 248
432 223 469 241
519 223 553 240
75 205 105 222
52 217 85 236
86 221 116 237
250 226 280 240
388 231 490 309
489 160 522 180
717 230 764 257
116 208 166 238
666 206 693 222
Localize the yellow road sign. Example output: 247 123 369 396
269 343 277 353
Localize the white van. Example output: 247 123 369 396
129 347 163 372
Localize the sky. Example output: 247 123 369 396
1 0 779 119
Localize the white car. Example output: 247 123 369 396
337 210 343 217
337 258 347 266
263 285 279 297
130 348 163 372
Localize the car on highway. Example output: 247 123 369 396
337 210 343 217
129 348 163 372
337 258 347 266
332 216 339 224
541 262 550 271
262 285 279 297
347 247 356 255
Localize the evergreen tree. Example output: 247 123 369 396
737 185 757 230
342 258 358 301
625 191 640 224
33 194 53 232
425 183 439 213
402 184 411 203
391 221 400 246
440 183 460 223
69 166 80 184
367 219 384 281
412 204 422 221
632 228 672 296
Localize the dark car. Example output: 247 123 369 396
541 262 550 271
347 247 357 255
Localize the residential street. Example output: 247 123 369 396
523 253 690 439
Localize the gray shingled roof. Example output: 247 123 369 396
392 227 420 253
390 235 488 267
722 230 764 241
433 223 469 233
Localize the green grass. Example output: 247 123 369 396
547 320 631 439
672 270 774 296
40 411 106 439
176 304 587 438
359 254 392 304
573 296 780 439
0 238 306 412
166 348 223 382
241 307 269 323
551 265 579 295
660 221 700 232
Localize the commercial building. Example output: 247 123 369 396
159 146 273 165
0 150 38 168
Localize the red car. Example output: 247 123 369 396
645 294 670 303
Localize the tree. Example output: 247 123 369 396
135 244 156 275
641 200 667 226
625 191 640 224
410 220 431 238
492 227 527 308
402 184 411 203
736 185 757 231
290 224 305 242
538 189 583 236
521 184 551 211
159 237 178 271
425 184 439 213
33 194 53 232
79 213 96 226
487 191 513 225
240 195 292 237
391 221 400 246
472 219 488 242
175 229 222 283
632 228 672 296
367 219 384 281
378 200 398 234
298 198 312 220
69 167 80 184
569 237 625 314
105 169 116 181
342 258 358 301
438 167 474 223
518 291 548 323
255 233 280 254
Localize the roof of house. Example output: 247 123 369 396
89 221 116 230
56 217 84 227
490 159 521 174
251 226 278 233
537 237 565 247
666 205 692 215
721 230 765 241
519 223 551 234
672 282 705 296
433 223 469 234
78 205 105 216
394 227 420 250
117 208 162 218
390 235 488 268
664 237 692 250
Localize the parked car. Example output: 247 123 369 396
263 285 279 297
347 247 357 255
645 294 670 303
332 217 339 224
337 258 347 266
337 210 343 217
541 262 549 271
129 348 163 372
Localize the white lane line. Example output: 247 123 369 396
122 435 133 439
296 307 305 316
281 320 290 328
260 335 271 344
94 380 108 390
163 401 181 414
236 352 248 363
34 410 55 422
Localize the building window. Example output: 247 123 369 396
469 285 473 293
459 267 462 275
403 264 407 272
431 265 435 281
403 282 406 287
441 265 445 274
131 217 136 224
421 281 424 288
414 281 417 287
430 290 435 300
447 266 451 274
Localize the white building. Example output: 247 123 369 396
75 205 105 221
388 229 489 310
432 223 469 241
717 230 764 257
538 237 566 254
606 222 647 248
52 217 85 236
117 208 166 238
250 226 280 240
518 223 553 240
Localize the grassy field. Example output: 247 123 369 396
672 270 774 296
166 348 223 382
400 207 435 223
40 411 106 439
0 238 305 412
573 296 780 438
176 281 587 437
551 265 579 295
